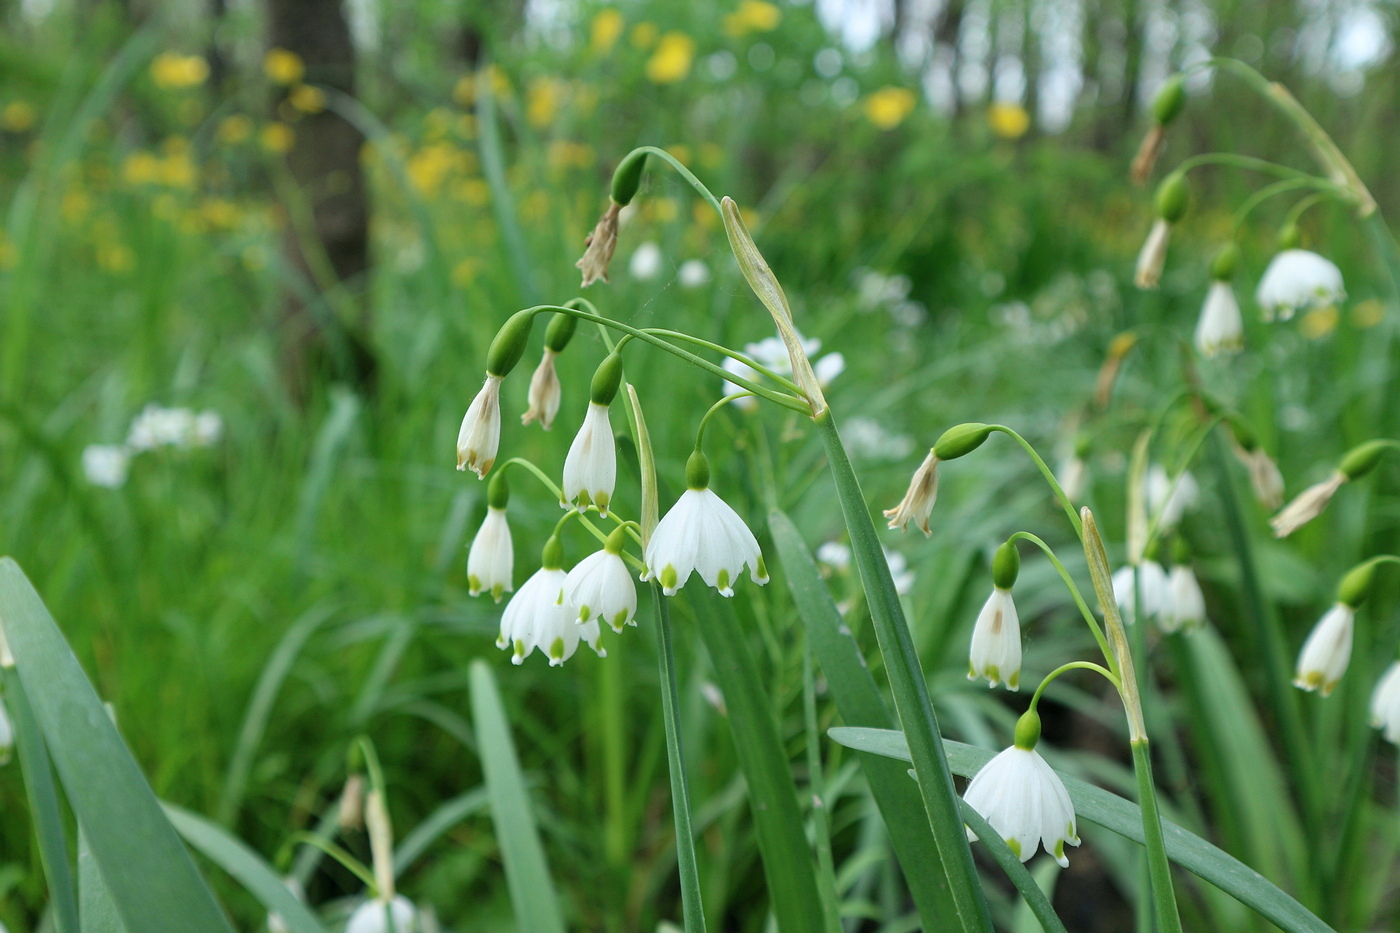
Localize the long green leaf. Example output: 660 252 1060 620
469 660 566 933
957 802 1067 933
163 804 326 933
0 558 236 933
78 830 128 933
692 594 838 933
828 726 1334 933
392 787 489 875
768 508 957 925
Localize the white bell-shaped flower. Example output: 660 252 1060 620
1163 565 1206 633
964 712 1080 867
1145 465 1199 531
1194 281 1244 357
1293 603 1354 696
346 895 418 933
564 528 638 633
562 402 617 516
1112 560 1171 625
467 507 513 603
498 539 606 666
969 587 1022 690
644 452 767 597
456 374 503 477
1134 219 1171 289
1256 249 1345 322
0 695 12 762
1368 661 1400 745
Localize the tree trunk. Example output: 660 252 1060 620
267 0 375 401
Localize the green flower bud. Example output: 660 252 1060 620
686 450 711 490
487 471 510 509
541 535 564 570
486 309 535 377
1073 433 1092 458
1155 172 1189 224
1211 243 1240 281
1152 75 1186 125
610 150 648 207
544 310 579 353
1278 223 1301 250
605 524 629 555
992 541 1020 590
1339 440 1390 480
1013 709 1042 750
1338 561 1377 609
589 352 624 405
933 423 992 461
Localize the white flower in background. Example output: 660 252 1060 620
1055 455 1087 503
964 717 1080 867
884 548 915 596
1145 465 1198 531
884 449 938 536
82 444 130 489
815 541 914 598
721 334 845 411
265 877 305 933
0 696 12 763
1112 561 1171 625
644 455 767 597
498 562 604 667
521 350 562 430
1293 603 1354 696
678 259 711 288
466 507 513 602
126 404 221 451
562 402 617 516
345 895 419 933
1194 281 1244 357
1134 219 1171 290
1256 249 1345 322
456 375 503 477
629 241 663 280
1368 661 1400 744
968 587 1021 690
841 417 915 461
1270 470 1346 538
854 268 912 311
1163 565 1206 633
563 532 637 633
815 541 851 575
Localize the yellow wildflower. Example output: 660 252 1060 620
631 22 659 49
1300 306 1339 340
158 152 197 188
547 140 593 171
151 52 209 89
264 48 305 85
723 0 781 38
200 198 239 230
122 151 161 186
526 78 563 128
98 243 135 273
407 143 461 197
456 113 478 138
453 178 490 205
217 114 253 145
646 32 695 84
988 101 1030 139
2 101 36 133
665 144 692 166
864 87 917 130
260 122 295 154
652 197 678 222
452 257 482 288
451 66 512 106
290 84 326 114
1351 298 1384 329
591 9 625 53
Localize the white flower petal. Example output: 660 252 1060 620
646 488 765 596
1294 603 1354 696
467 507 513 602
969 588 1021 690
964 746 1079 866
346 895 418 933
1256 249 1345 321
562 403 617 515
1195 281 1244 358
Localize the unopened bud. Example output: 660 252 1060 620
487 471 510 509
589 353 624 405
610 150 648 207
1152 76 1186 125
992 542 1020 590
338 773 366 832
486 310 535 378
1013 709 1042 750
1338 561 1377 609
933 423 992 461
1211 243 1240 281
541 535 564 570
1278 223 1301 251
544 310 579 353
1155 172 1189 224
1340 440 1391 480
686 450 711 490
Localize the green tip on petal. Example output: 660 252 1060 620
612 610 629 632
717 568 731 591
491 583 504 603
550 637 565 661
660 565 678 591
578 605 592 622
468 574 482 593
1005 837 1022 859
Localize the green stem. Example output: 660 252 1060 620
1007 532 1114 666
623 146 724 215
1174 152 1325 185
1231 178 1335 232
987 426 1083 535
643 329 803 394
694 393 752 449
802 642 844 933
651 583 708 933
281 831 378 893
1132 739 1184 933
815 410 993 932
1029 661 1120 710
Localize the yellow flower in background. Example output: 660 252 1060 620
631 22 659 49
646 32 695 84
1300 305 1339 339
652 196 679 222
988 102 1030 139
864 87 917 129
456 113 478 138
151 52 209 90
453 178 490 206
723 0 781 38
62 189 91 222
666 143 692 166
527 78 563 128
122 151 161 185
158 152 197 188
407 143 466 197
592 8 625 53
264 48 305 85
217 114 253 145
0 236 15 269
2 101 36 133
261 122 295 154
1352 298 1385 329
452 257 483 288
97 243 135 273
547 140 594 171
452 66 512 106
290 85 326 114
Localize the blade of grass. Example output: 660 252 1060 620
0 558 236 933
958 801 1067 933
391 787 490 876
163 804 325 933
767 507 959 926
691 593 839 933
829 727 1335 933
468 659 566 933
79 829 127 933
